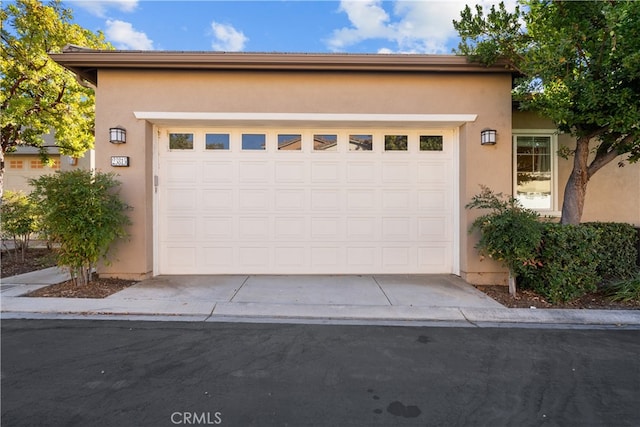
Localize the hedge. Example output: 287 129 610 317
582 222 639 279
519 222 639 303
520 223 600 303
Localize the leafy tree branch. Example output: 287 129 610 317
454 1 640 224
0 0 112 197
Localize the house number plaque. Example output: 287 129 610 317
111 156 130 167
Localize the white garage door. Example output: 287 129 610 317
156 128 456 274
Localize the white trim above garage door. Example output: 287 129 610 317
154 126 459 275
136 112 477 128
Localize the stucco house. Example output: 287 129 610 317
4 131 94 194
4 146 61 194
50 49 640 284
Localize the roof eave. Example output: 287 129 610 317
50 50 516 87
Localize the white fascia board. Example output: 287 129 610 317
134 112 478 128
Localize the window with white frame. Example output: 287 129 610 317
513 131 558 212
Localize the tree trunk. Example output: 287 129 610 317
0 148 4 201
560 136 591 225
508 272 517 298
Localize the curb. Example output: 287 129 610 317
2 301 639 328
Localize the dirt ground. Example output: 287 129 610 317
2 248 639 307
475 285 640 310
26 276 138 298
2 247 137 299
1 248 56 277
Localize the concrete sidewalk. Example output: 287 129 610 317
2 267 639 327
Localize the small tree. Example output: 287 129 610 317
1 190 40 262
454 1 640 225
466 186 543 297
30 170 131 286
1 0 113 198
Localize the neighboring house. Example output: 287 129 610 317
4 146 61 193
4 132 94 194
50 50 640 283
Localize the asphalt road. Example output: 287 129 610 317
2 320 639 427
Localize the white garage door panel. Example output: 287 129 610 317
419 245 450 267
201 190 233 210
163 216 196 240
166 162 197 183
201 247 234 267
157 129 455 274
202 217 234 239
203 162 234 182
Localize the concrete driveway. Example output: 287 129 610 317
109 274 503 308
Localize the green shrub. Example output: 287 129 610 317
466 186 543 296
29 170 131 286
1 190 40 262
466 188 637 304
583 222 638 280
521 223 600 303
603 273 640 302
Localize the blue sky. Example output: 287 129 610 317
63 1 515 54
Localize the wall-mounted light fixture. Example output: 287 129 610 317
68 157 78 166
109 127 126 144
480 128 497 145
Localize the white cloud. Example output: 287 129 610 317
105 19 153 50
210 21 248 52
76 0 138 18
327 0 518 54
391 1 464 53
327 0 393 51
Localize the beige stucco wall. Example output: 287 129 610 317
513 111 640 226
458 88 513 285
94 68 514 280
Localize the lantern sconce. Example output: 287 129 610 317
68 157 78 166
109 127 126 144
480 128 497 145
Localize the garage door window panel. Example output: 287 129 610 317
242 134 266 150
314 134 338 151
420 135 443 151
349 134 373 151
385 135 408 151
278 134 302 151
9 160 23 169
169 133 194 150
206 133 230 150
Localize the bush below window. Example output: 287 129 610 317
519 223 600 303
582 222 639 280
468 187 639 304
466 186 543 297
